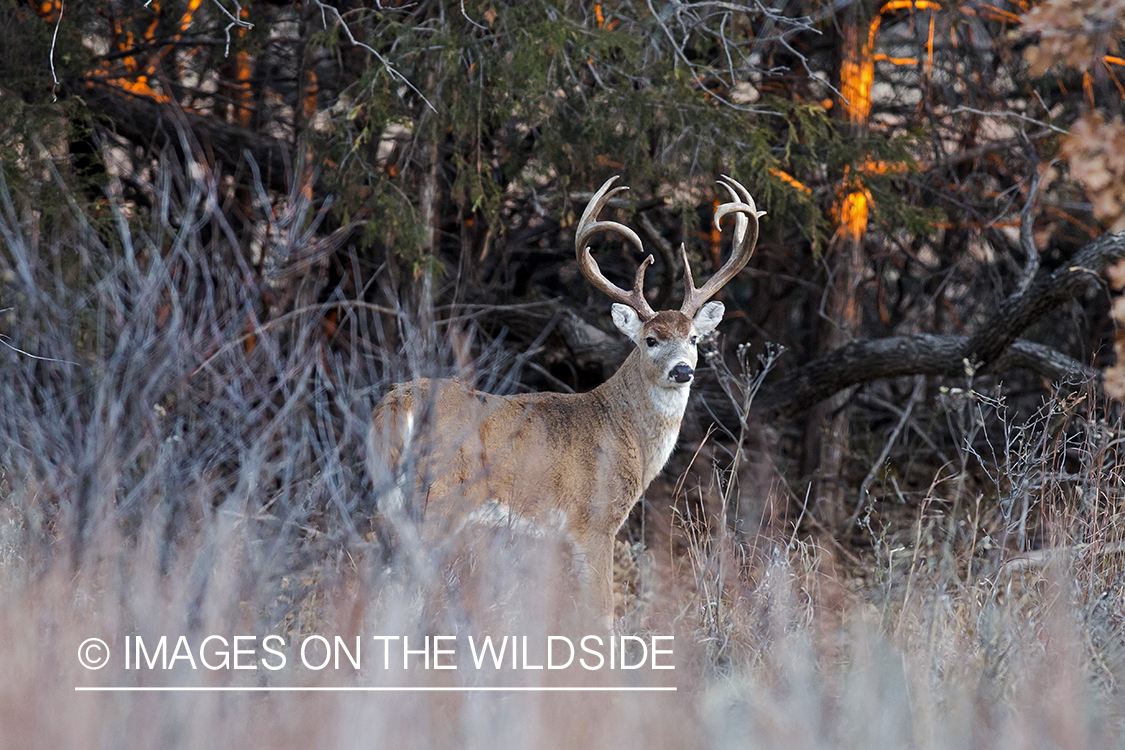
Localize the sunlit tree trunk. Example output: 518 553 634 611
807 0 877 528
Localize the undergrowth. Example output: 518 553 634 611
2 157 1124 749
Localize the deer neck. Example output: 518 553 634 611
597 348 690 487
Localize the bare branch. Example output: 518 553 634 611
757 230 1125 416
311 0 435 113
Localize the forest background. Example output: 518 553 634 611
2 0 1125 746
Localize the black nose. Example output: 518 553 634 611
669 363 694 383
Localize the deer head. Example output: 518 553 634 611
575 175 765 397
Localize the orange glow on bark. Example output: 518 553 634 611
841 0 940 124
84 0 207 107
179 0 203 33
861 159 910 174
234 49 253 127
963 4 1022 23
31 0 60 22
926 11 935 77
769 167 812 194
301 68 319 200
1104 58 1125 98
874 53 921 65
836 0 940 243
303 69 319 121
838 185 872 243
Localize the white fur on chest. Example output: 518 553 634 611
650 383 690 418
645 384 690 481
650 429 679 477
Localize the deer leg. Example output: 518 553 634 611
583 537 616 632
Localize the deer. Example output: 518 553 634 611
367 175 763 629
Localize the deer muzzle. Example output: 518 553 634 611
669 363 694 384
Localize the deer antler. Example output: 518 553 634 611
575 176 657 322
679 175 765 318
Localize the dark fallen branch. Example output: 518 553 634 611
75 81 294 193
757 231 1125 416
756 335 1098 415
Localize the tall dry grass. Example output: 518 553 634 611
2 156 1124 749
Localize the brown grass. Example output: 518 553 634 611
2 159 1125 749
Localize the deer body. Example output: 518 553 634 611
368 176 763 626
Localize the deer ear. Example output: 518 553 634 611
611 303 644 343
693 301 725 335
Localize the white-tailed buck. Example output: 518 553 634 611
368 175 763 627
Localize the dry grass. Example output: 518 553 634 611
3 159 1125 749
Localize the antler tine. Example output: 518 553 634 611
680 175 765 317
575 176 657 321
715 176 749 247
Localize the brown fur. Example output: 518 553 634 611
645 311 693 341
369 342 689 626
367 176 760 627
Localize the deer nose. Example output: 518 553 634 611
669 363 694 383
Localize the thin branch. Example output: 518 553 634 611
0 334 79 366
952 106 1069 135
210 0 253 56
850 375 924 529
1016 135 1043 294
311 0 435 112
49 0 64 92
460 0 488 30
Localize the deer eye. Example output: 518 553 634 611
690 335 698 345
645 337 658 348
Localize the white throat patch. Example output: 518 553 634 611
647 384 690 478
650 383 691 418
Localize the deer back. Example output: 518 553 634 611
369 373 655 544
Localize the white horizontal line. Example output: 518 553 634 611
75 686 677 693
